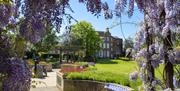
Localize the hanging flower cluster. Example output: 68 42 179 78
129 70 138 81
0 3 13 27
0 0 113 91
2 58 31 91
113 0 179 90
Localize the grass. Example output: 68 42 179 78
64 59 166 90
64 59 142 90
95 59 138 74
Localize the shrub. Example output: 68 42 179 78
64 71 133 87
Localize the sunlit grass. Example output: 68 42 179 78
65 59 141 90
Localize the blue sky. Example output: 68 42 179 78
61 0 144 40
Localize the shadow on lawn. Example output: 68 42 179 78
96 59 118 64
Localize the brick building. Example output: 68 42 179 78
96 28 123 58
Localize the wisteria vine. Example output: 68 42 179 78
0 0 112 91
122 0 180 90
0 0 179 91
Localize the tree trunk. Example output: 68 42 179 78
163 30 174 89
160 10 174 89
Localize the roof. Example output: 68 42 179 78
96 31 105 36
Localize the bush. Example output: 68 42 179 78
64 71 131 87
64 66 142 90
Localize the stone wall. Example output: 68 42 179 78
56 72 133 91
63 80 112 91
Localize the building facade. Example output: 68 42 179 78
96 28 123 58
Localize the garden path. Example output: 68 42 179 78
30 69 61 91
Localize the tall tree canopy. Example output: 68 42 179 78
124 37 134 50
33 26 59 53
70 21 102 60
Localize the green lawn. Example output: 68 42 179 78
95 59 138 75
65 59 142 90
64 58 165 91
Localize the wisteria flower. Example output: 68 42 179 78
162 26 169 37
174 50 180 61
173 76 179 88
149 44 156 54
159 45 164 60
151 55 161 68
168 50 176 64
136 48 147 58
129 70 138 81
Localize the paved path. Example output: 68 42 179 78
30 86 60 91
30 69 61 91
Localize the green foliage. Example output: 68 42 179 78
47 58 59 64
124 37 134 50
65 71 130 86
119 57 132 61
64 59 142 90
0 0 12 4
75 62 88 66
33 26 59 53
70 21 102 57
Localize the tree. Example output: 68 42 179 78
0 0 179 91
0 1 110 90
33 26 59 53
70 21 102 61
124 37 134 50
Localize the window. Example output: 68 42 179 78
107 51 110 57
103 43 106 48
101 51 103 57
103 51 106 57
107 37 109 41
107 43 109 48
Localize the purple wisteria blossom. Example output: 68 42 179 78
149 44 156 54
2 58 31 91
134 30 145 52
0 4 13 27
128 0 134 17
168 50 176 64
162 26 169 37
136 48 147 58
115 0 127 16
151 54 161 68
159 45 164 60
173 76 179 88
129 71 138 81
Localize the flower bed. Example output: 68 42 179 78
60 64 87 73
